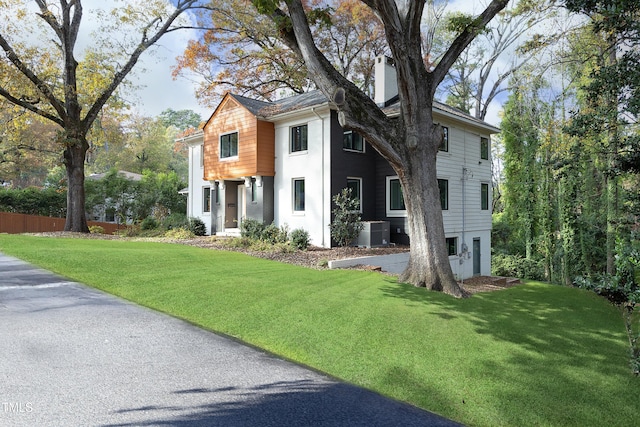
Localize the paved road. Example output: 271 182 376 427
0 252 461 426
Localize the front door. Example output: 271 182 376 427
473 238 481 276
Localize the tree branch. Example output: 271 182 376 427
0 33 67 121
82 0 200 133
432 0 509 97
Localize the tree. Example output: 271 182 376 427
501 76 544 260
0 0 207 232
0 107 60 187
562 0 640 274
158 108 202 131
251 0 509 296
173 0 386 105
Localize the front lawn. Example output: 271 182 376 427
1 234 638 426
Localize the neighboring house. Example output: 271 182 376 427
180 56 499 279
86 170 143 224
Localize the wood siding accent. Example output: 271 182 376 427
203 96 275 180
0 211 123 235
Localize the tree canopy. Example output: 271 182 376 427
0 0 208 231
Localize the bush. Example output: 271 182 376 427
164 227 195 239
140 216 158 230
290 228 310 250
189 217 207 236
240 218 265 240
261 223 283 244
162 212 188 230
574 238 640 375
492 253 544 280
329 188 364 247
89 225 105 234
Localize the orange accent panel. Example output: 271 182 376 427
203 97 275 181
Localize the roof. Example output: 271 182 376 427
87 170 143 181
226 90 499 133
229 91 329 118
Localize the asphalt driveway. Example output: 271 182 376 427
0 252 460 426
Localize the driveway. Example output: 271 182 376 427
0 252 460 426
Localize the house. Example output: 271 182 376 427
86 170 143 224
179 56 499 279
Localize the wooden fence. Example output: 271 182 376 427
0 211 123 235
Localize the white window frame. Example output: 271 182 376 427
343 130 365 153
386 176 407 217
290 124 308 153
438 178 449 210
203 186 211 213
346 177 363 213
446 236 458 257
481 182 490 211
480 136 489 160
292 178 305 213
439 126 449 152
219 131 239 160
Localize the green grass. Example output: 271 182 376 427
1 234 638 426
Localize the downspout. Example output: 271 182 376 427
312 107 326 247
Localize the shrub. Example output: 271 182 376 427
162 212 188 230
164 227 195 239
222 236 253 249
261 223 282 244
140 216 158 230
189 217 207 236
240 218 265 240
290 228 310 250
574 238 640 375
491 253 544 280
329 188 364 247
88 225 105 234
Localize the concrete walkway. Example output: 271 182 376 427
0 252 461 426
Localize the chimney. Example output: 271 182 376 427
374 55 398 106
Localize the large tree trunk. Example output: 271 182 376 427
63 138 89 233
397 139 466 298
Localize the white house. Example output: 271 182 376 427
179 56 499 279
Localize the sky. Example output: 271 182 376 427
8 0 516 127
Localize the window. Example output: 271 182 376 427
480 137 489 160
346 177 362 212
293 179 305 212
220 132 238 159
291 124 308 152
343 131 364 152
214 182 219 204
438 179 448 210
446 237 458 256
439 126 449 152
481 183 489 210
389 178 405 211
203 187 211 212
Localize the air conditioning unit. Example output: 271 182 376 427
355 221 390 248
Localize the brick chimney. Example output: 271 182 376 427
374 55 398 107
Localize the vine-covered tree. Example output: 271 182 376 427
247 0 509 296
563 0 640 273
0 0 207 232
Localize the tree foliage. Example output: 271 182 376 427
173 0 386 105
0 0 207 232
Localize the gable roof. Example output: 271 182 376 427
215 90 499 133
